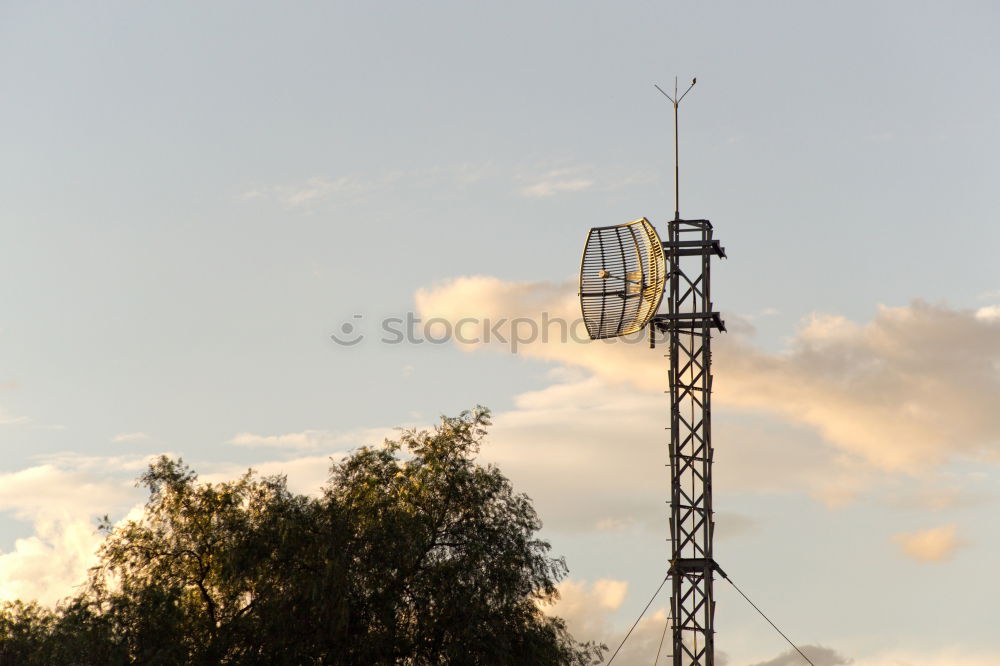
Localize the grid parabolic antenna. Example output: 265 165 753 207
579 217 667 339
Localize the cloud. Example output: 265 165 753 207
0 515 106 606
890 524 962 563
542 578 679 666
0 444 364 605
882 482 986 512
200 453 348 497
549 585 998 666
227 425 407 451
416 276 1000 474
413 277 883 518
112 431 149 442
749 646 851 666
0 408 28 425
516 163 657 198
228 429 338 450
0 465 140 605
477 372 868 532
239 163 497 211
741 646 1000 666
849 652 1000 666
520 167 595 198
715 512 759 540
0 415 423 605
35 452 170 474
544 578 742 666
975 304 1000 321
0 465 133 522
540 578 618 645
748 646 850 666
241 175 371 208
717 303 1000 471
543 578 628 638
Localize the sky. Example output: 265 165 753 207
2 1 1000 664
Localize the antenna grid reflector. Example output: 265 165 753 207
579 217 667 340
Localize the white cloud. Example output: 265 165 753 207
541 578 627 647
547 583 1000 666
35 452 169 474
483 376 669 531
0 441 372 605
416 277 1000 474
521 174 595 198
882 481 986 512
0 465 140 605
975 304 1000 321
240 175 372 209
849 652 1000 666
0 514 105 606
413 277 882 520
718 304 1000 471
112 431 149 442
735 645 1000 666
747 646 849 666
228 429 337 450
478 374 871 532
239 163 498 211
200 453 348 497
0 465 133 522
715 512 759 540
890 524 963 563
516 162 657 199
543 577 729 666
0 445 364 605
0 408 28 425
542 577 667 664
227 425 406 451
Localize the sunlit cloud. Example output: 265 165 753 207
849 650 1000 666
35 452 173 476
0 446 364 605
748 646 849 666
241 175 372 208
112 431 149 442
546 577 999 666
239 162 498 211
416 276 1000 473
481 373 873 530
227 425 410 451
520 166 595 198
0 515 105 606
201 453 349 497
975 304 1000 321
0 464 140 605
228 429 337 450
0 408 29 425
542 577 671 666
516 162 657 199
891 524 963 563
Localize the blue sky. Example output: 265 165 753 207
2 2 1000 664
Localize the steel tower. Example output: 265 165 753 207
579 77 727 666
654 216 725 666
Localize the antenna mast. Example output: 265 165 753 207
655 76 696 220
652 76 726 666
575 77 727 666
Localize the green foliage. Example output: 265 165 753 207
0 408 605 665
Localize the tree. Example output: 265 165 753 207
0 407 605 665
324 407 602 665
